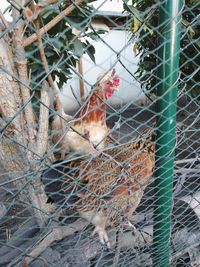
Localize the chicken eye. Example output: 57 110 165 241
106 81 112 86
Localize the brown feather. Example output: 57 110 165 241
61 129 155 245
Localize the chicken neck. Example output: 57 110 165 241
75 88 108 126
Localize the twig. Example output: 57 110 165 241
78 57 85 100
31 16 66 138
171 240 200 263
175 158 200 165
36 81 50 157
113 228 123 266
23 0 88 47
32 19 55 91
0 202 7 220
174 168 200 174
22 219 89 265
174 156 199 196
70 85 82 107
12 7 36 148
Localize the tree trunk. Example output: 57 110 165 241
0 26 54 227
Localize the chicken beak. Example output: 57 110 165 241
111 68 116 77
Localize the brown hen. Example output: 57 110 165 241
61 128 155 247
52 69 120 158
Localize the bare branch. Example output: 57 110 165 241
22 221 153 266
32 17 65 137
36 81 50 157
174 168 200 174
0 202 7 220
23 0 91 47
78 58 85 100
32 19 58 95
12 7 36 147
70 85 82 107
175 158 200 165
23 220 89 265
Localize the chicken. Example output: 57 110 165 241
45 128 155 247
52 69 120 158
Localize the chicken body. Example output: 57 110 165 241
52 69 120 158
52 116 108 155
61 129 155 247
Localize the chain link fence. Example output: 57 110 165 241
0 0 199 266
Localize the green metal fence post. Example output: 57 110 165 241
153 0 183 266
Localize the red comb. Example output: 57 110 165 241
113 76 120 86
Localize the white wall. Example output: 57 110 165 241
91 0 130 12
60 28 144 113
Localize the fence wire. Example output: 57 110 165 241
0 0 199 266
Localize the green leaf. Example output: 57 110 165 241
123 4 142 20
85 41 95 63
71 39 84 57
131 17 142 33
87 29 108 40
182 19 196 37
45 50 55 57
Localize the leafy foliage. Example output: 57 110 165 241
25 2 107 89
124 0 200 101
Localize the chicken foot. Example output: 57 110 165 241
92 225 111 248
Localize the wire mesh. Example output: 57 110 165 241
0 0 199 266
